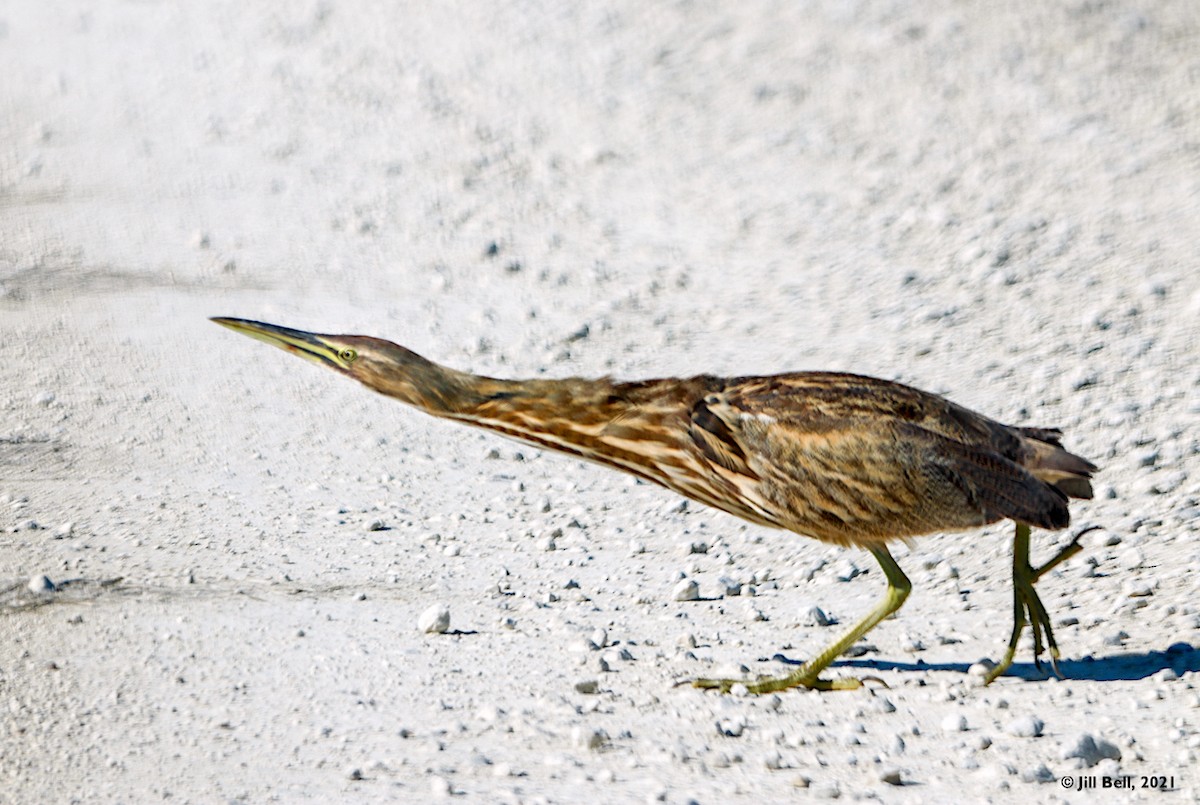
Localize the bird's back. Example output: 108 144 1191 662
678 371 1096 545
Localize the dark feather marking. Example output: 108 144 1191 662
689 398 757 477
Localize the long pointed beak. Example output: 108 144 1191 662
211 317 344 370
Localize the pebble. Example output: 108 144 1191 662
803 606 833 627
1060 733 1121 767
538 534 557 551
52 522 74 539
1149 470 1186 495
1103 630 1129 646
968 659 996 681
873 696 897 714
879 768 903 785
33 391 56 406
833 560 862 582
418 603 451 634
672 579 700 601
1020 764 1055 784
364 518 387 532
574 679 599 694
1120 548 1145 570
628 539 646 555
684 540 709 555
718 576 742 597
1006 716 1044 738
429 775 452 797
941 714 967 732
572 726 608 750
811 781 841 799
28 574 56 593
1123 580 1154 598
569 637 597 655
716 716 748 738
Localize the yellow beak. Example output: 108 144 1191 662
210 317 348 370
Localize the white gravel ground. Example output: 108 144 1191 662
2 1 1199 802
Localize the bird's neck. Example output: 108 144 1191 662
439 373 704 485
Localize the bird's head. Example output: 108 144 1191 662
211 317 464 410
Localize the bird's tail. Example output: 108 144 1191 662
1015 427 1097 500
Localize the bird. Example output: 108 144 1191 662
212 317 1097 691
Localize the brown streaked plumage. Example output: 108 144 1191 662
212 317 1097 691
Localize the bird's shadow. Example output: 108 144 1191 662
768 643 1197 683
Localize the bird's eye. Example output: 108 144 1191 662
339 348 358 363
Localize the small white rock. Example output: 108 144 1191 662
804 606 833 627
718 576 742 597
28 574 56 593
833 560 862 582
1020 763 1055 784
1006 716 1044 738
1123 580 1154 598
1103 630 1129 647
941 714 968 732
873 696 897 714
673 579 700 601
429 775 452 797
967 659 997 682
418 603 451 634
572 726 608 750
716 717 746 737
1060 733 1121 767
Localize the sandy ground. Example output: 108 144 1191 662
2 1 1199 802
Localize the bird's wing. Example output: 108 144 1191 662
689 380 1071 542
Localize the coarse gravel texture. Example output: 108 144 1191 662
2 1 1199 803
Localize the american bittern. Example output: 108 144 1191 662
213 317 1096 691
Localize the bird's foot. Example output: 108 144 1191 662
684 669 885 694
983 524 1086 685
983 573 1062 685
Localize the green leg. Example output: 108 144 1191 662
983 522 1084 685
690 545 911 694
